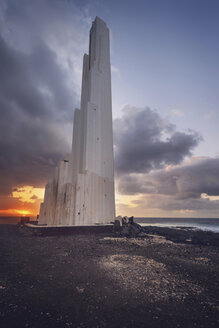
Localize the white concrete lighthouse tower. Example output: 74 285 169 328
39 17 115 226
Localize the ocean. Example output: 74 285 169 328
135 217 219 233
1 216 219 233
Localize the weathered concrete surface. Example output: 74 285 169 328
39 17 115 226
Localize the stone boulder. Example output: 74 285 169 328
113 216 148 238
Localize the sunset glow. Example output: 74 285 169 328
15 209 32 216
12 186 44 203
115 192 139 209
0 185 44 217
0 208 32 216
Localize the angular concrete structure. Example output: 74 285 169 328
39 17 115 226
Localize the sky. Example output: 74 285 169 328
0 0 219 218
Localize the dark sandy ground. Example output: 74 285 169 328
0 225 218 328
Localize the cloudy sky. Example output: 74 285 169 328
0 0 219 218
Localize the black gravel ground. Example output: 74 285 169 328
0 224 218 328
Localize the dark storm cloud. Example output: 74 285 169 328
0 36 73 193
131 193 219 212
114 105 219 214
117 174 157 195
0 0 89 194
117 157 219 212
114 105 201 175
153 157 219 197
0 36 73 120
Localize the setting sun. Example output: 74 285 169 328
0 208 32 217
15 209 31 216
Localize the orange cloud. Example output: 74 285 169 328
12 185 44 203
0 185 44 217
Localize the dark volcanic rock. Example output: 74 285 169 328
142 226 219 247
0 224 218 328
114 216 148 238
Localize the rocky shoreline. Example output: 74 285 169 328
0 224 218 327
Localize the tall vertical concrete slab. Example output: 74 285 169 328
39 17 115 226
